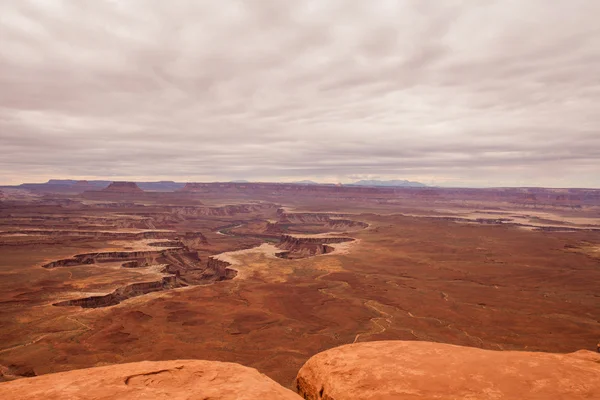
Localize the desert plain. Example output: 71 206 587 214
1 181 599 387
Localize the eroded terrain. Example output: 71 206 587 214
1 183 599 386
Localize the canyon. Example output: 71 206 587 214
0 181 599 397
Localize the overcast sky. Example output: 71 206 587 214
1 1 599 187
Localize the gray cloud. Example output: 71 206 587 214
0 0 599 187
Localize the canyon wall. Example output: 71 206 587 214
207 257 238 280
275 235 353 259
41 249 182 269
53 276 184 308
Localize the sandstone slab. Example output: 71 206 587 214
295 341 600 400
0 360 301 400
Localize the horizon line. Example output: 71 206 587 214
1 179 600 191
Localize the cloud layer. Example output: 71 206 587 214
1 0 599 186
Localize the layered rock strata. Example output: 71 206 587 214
53 276 184 308
276 235 354 259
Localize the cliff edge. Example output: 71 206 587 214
0 360 301 400
295 340 600 399
2 341 599 399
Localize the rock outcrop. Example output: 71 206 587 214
101 181 144 193
43 245 236 307
206 257 238 280
2 341 599 399
53 276 184 308
0 360 301 400
295 341 600 400
276 212 369 232
276 235 354 259
41 249 182 269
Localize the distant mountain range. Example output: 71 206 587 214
348 180 426 187
11 180 187 192
2 178 426 193
231 180 319 185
